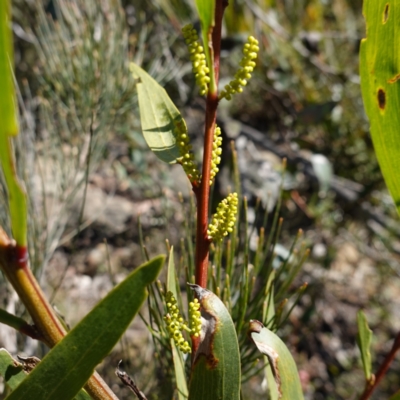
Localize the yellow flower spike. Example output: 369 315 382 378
210 126 223 185
164 291 192 354
207 193 239 242
182 24 210 96
189 298 202 337
173 119 201 185
219 36 259 101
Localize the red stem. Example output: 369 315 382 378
359 331 400 400
194 0 227 289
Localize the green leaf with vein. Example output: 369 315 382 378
130 62 184 164
6 256 165 400
0 0 27 246
360 0 400 215
249 320 304 400
356 310 373 381
188 285 240 400
167 247 189 400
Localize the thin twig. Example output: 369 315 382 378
359 331 400 400
115 361 148 400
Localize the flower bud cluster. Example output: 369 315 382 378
182 24 210 96
207 192 239 242
189 298 202 337
219 36 259 101
210 126 223 185
164 291 191 354
174 119 201 185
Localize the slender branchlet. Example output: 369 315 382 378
209 125 223 185
219 36 259 101
182 24 210 96
207 192 238 242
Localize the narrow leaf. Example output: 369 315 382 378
0 0 27 246
7 256 165 400
249 320 304 400
167 247 189 400
0 0 18 136
130 62 183 164
195 0 215 34
188 284 240 400
356 310 373 381
360 0 400 214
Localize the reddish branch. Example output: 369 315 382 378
194 0 228 289
359 331 400 400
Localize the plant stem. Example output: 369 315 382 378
0 226 119 400
359 330 400 400
194 0 227 289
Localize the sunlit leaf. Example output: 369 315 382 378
249 320 304 400
0 0 27 246
130 62 183 164
188 285 240 400
360 0 400 215
6 256 164 400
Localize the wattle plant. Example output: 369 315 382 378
8 0 400 399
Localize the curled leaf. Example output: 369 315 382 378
249 320 304 400
188 284 240 400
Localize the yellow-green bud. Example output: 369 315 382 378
219 36 259 101
164 291 192 354
210 126 223 185
189 298 202 337
174 119 201 185
182 24 210 96
207 193 239 242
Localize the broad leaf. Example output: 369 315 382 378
249 320 304 400
188 285 240 400
356 310 373 381
360 1 400 214
130 62 183 164
167 247 189 400
6 256 165 400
